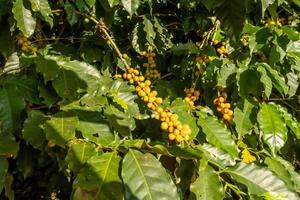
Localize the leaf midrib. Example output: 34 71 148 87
130 149 153 200
95 152 115 197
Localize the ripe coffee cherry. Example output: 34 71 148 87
214 90 234 123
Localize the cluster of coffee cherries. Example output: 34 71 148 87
196 55 210 65
240 34 250 47
184 87 200 109
213 89 233 123
16 34 37 54
122 67 191 143
261 16 293 27
142 47 161 79
213 40 228 57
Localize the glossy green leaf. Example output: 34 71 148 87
0 86 25 132
261 63 289 96
257 103 288 154
197 112 239 157
108 79 138 112
260 0 275 17
121 0 140 16
265 157 295 190
43 111 79 147
104 105 136 137
40 55 102 93
122 149 179 200
215 0 247 41
12 0 36 37
0 132 19 158
0 24 15 58
234 99 255 137
274 157 300 193
69 107 116 146
226 162 299 199
172 42 199 55
200 0 224 10
73 152 123 200
257 65 273 98
276 104 300 139
286 72 299 97
2 53 20 75
190 163 225 200
29 0 53 27
200 143 236 168
22 110 48 149
4 75 40 103
65 140 96 173
143 16 156 45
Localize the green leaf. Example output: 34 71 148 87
234 99 255 137
257 103 288 154
189 163 225 200
4 75 40 104
200 143 236 168
215 0 247 41
122 149 179 200
29 0 53 27
104 105 136 137
200 0 224 10
65 140 96 173
226 162 299 199
0 24 15 58
108 79 138 112
286 72 299 97
217 61 237 87
43 111 79 147
0 86 25 132
143 16 156 45
73 152 123 200
12 0 36 37
2 53 20 75
265 157 296 191
275 104 300 139
0 132 19 158
22 110 48 149
274 157 300 193
85 0 96 7
260 0 276 17
261 63 289 96
0 158 8 192
172 42 199 55
197 112 239 157
121 0 140 16
237 68 263 98
62 104 116 146
153 17 173 53
36 55 102 99
107 0 119 7
257 65 273 98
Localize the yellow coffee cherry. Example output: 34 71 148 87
175 135 183 143
155 97 163 104
169 134 176 141
161 122 168 130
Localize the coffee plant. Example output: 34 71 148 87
1 0 300 199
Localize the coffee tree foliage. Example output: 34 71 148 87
0 0 300 199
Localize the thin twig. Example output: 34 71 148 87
74 10 130 70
